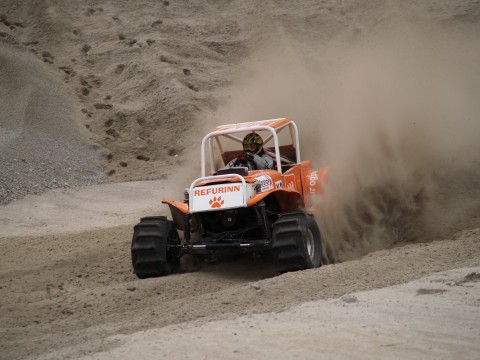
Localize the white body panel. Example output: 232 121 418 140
189 174 255 213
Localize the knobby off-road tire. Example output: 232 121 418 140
272 213 322 273
131 216 180 279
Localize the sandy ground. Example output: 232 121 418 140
76 267 480 360
0 184 479 359
0 180 169 237
1 1 480 360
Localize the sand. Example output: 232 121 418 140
1 185 479 359
1 0 480 359
75 267 480 360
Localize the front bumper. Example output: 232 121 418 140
170 238 272 255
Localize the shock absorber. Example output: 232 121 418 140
257 200 271 240
184 188 191 245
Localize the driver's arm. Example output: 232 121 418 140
226 158 237 168
226 151 249 168
253 154 274 170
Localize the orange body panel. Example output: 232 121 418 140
300 163 329 209
282 163 304 192
162 199 189 214
163 165 328 216
247 189 302 212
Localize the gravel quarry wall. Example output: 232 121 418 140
0 42 104 205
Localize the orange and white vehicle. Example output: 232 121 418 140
131 118 328 278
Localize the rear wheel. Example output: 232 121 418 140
131 216 180 278
271 213 322 273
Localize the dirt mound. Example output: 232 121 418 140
0 42 103 205
1 225 479 360
72 267 480 360
1 1 247 185
2 0 480 209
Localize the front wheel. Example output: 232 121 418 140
131 216 180 278
271 213 322 273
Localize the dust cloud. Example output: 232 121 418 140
209 19 480 262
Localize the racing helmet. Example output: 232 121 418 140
242 132 263 155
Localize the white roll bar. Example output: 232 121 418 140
200 124 295 176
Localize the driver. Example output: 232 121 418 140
227 133 274 170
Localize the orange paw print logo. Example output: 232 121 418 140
209 196 224 208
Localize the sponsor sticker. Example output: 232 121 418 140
275 180 283 189
284 173 296 190
209 196 225 208
193 184 241 197
255 175 274 192
308 171 318 193
191 183 244 212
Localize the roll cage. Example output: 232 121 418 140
200 118 301 176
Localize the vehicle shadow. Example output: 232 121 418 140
180 253 279 281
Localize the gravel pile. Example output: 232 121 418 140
0 133 104 205
0 42 104 205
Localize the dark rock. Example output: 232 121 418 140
114 64 125 74
186 83 199 92
0 32 18 45
94 103 112 110
59 66 75 75
106 128 119 138
81 44 91 53
136 155 150 161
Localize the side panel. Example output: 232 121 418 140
302 167 329 209
167 204 186 231
163 202 201 233
162 199 189 214
162 200 188 231
247 188 302 212
282 164 304 193
272 190 303 212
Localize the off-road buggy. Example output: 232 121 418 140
131 118 328 278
